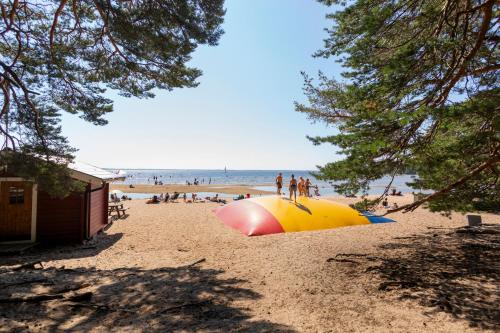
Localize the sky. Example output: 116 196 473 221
61 0 344 170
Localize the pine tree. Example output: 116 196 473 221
0 0 225 195
296 0 499 213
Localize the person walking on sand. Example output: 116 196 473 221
276 173 283 195
289 174 298 202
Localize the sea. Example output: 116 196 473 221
110 169 421 199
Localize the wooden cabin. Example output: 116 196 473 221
0 161 123 245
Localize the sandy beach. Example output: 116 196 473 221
2 0 495 331
0 194 498 332
111 183 274 196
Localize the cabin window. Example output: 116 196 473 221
9 187 25 204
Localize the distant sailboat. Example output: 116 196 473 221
224 166 227 173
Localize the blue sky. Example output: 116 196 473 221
61 0 343 170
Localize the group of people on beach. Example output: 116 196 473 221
110 193 131 202
146 192 226 204
276 173 318 202
150 176 164 186
379 187 404 210
186 177 211 186
381 197 399 210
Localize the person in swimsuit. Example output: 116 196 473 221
146 195 160 204
289 174 297 202
276 173 283 195
305 178 311 197
298 177 305 196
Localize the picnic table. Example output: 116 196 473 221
108 202 129 218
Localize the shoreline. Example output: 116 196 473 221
110 183 420 199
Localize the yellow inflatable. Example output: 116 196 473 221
215 195 394 236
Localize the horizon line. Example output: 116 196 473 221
103 167 317 172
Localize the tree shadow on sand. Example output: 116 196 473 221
370 224 499 329
0 262 295 332
0 232 123 266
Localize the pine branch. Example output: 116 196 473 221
384 154 500 215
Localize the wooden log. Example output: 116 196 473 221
0 293 64 303
12 261 43 271
66 292 93 302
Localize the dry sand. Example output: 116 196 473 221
0 194 498 332
111 183 274 195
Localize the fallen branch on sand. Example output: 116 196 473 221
0 291 92 303
393 236 419 240
160 300 210 313
68 299 212 314
0 278 49 288
11 261 44 271
51 283 91 294
67 301 136 313
0 261 44 275
326 258 359 264
326 253 390 266
327 253 382 263
455 227 500 235
378 281 417 291
183 258 206 268
0 283 91 303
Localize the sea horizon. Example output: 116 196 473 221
105 167 316 172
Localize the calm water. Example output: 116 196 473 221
110 169 420 196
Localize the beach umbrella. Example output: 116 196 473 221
116 170 127 177
214 195 394 236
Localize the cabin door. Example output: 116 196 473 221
0 181 33 242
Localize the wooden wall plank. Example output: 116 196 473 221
36 191 84 244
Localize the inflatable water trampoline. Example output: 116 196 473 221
214 195 394 236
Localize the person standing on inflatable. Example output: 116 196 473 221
276 173 283 195
289 174 298 202
298 177 306 196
